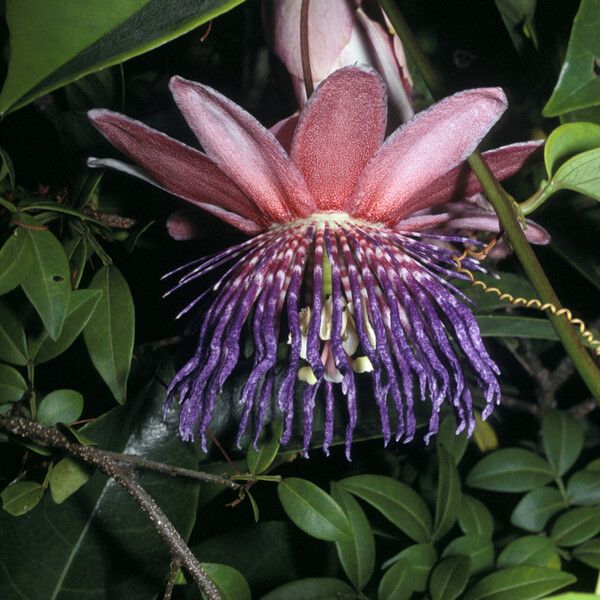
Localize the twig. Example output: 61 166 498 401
163 558 181 600
101 449 240 490
0 415 222 600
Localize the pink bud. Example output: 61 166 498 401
264 0 414 122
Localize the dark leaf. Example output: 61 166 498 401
566 470 600 505
382 544 437 592
0 230 32 295
0 300 28 365
378 559 413 600
511 487 566 532
49 457 93 504
458 495 494 537
201 563 251 600
36 389 83 426
433 446 462 540
260 578 356 600
0 481 44 516
572 538 600 569
442 534 494 575
0 364 28 403
496 535 560 569
542 411 584 476
551 506 600 547
429 555 471 600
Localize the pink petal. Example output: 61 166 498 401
444 215 550 245
356 9 414 122
170 76 315 222
270 114 298 153
390 141 543 222
266 0 354 81
349 87 508 223
394 213 453 231
87 157 263 235
87 109 266 227
290 66 387 211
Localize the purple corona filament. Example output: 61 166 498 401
87 66 550 458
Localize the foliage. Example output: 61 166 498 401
1 0 600 598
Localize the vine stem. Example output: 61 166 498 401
300 0 314 98
0 415 222 600
378 0 600 400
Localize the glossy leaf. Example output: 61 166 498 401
247 420 282 475
497 535 560 569
550 147 600 201
0 362 201 598
260 577 355 600
477 316 561 342
83 265 134 403
437 414 469 464
201 563 250 600
494 0 538 53
429 555 471 600
29 289 102 363
0 145 15 189
467 448 554 492
64 235 89 288
551 506 600 546
459 495 495 537
49 457 92 504
511 487 566 532
0 230 33 295
572 538 600 569
542 411 584 476
566 470 600 505
338 474 432 543
330 482 375 591
433 446 462 540
19 223 71 340
0 363 28 403
544 0 600 116
36 389 84 426
464 566 575 600
382 544 437 592
544 122 600 176
378 559 413 600
0 481 44 516
0 300 29 365
0 0 245 115
277 478 352 542
443 534 494 575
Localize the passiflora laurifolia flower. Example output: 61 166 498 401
88 66 544 458
264 0 414 121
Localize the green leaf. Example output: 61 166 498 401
49 457 92 504
36 389 83 426
29 289 102 363
586 457 600 472
543 0 600 116
83 265 134 403
572 538 600 568
338 474 432 543
544 122 600 176
277 478 352 542
0 360 201 598
19 222 71 340
330 482 375 591
542 411 584 476
551 506 600 546
0 363 28 403
464 566 575 600
0 229 33 295
0 300 28 365
429 555 471 600
566 470 600 505
458 495 494 537
247 420 282 475
64 235 89 288
497 536 560 569
378 559 414 600
443 534 494 575
260 578 356 600
477 316 562 342
71 169 103 211
0 145 16 189
459 272 537 314
0 0 245 115
437 414 469 464
382 544 437 592
433 446 462 540
549 147 600 201
467 448 554 492
0 481 44 516
511 487 566 532
201 563 250 600
494 0 538 53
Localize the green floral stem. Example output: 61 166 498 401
379 0 600 401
